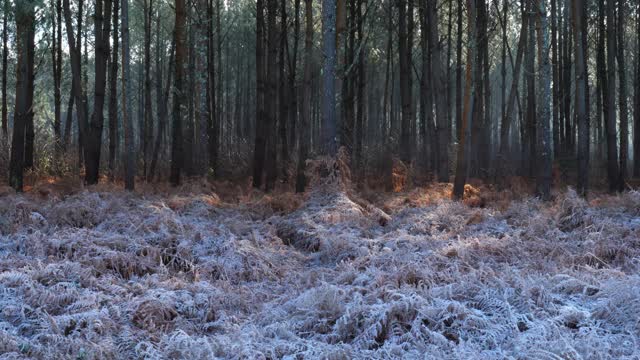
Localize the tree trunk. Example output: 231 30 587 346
108 0 119 179
264 0 279 190
9 0 35 191
296 0 313 192
398 0 412 163
453 0 477 200
536 0 552 200
207 0 219 175
84 0 112 185
143 0 154 179
171 0 186 186
616 1 628 189
634 1 640 178
573 0 589 196
253 0 267 188
321 0 337 155
498 2 528 179
1 0 7 136
52 0 63 162
429 0 449 182
605 0 619 191
121 0 134 189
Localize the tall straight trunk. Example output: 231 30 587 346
573 0 589 196
635 1 640 178
354 0 364 180
264 0 279 190
289 0 301 152
321 0 337 155
108 0 119 179
63 0 88 169
597 0 608 162
52 0 63 159
551 0 560 157
1 0 7 136
398 0 412 163
498 3 528 178
429 0 449 182
121 0 134 189
455 0 462 142
525 0 536 177
84 0 112 185
63 83 74 149
536 0 552 200
296 0 313 192
605 0 619 191
420 0 437 174
171 0 186 186
278 0 289 176
149 36 174 181
501 0 507 145
340 0 355 153
563 0 572 153
253 0 267 188
23 6 36 171
143 0 153 179
453 0 477 200
616 1 628 189
9 0 35 191
207 0 219 175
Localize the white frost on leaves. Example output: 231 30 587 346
0 187 639 359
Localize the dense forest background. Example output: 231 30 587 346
2 0 640 199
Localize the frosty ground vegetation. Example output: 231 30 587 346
0 178 639 359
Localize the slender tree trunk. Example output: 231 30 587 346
108 0 119 179
207 0 219 175
429 0 449 182
498 3 528 179
536 0 552 200
143 0 154 179
296 0 313 192
9 0 35 191
121 0 134 189
617 1 628 189
84 0 112 185
398 0 412 163
1 0 7 136
634 1 640 178
171 0 186 186
279 0 289 178
453 0 477 200
455 0 462 143
321 0 337 155
551 0 560 157
573 0 589 196
253 0 267 188
605 0 619 191
63 0 88 172
52 0 63 162
264 0 279 190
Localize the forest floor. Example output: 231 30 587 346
0 175 639 359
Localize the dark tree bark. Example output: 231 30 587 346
122 0 134 189
108 0 119 179
635 1 640 178
551 0 560 157
573 0 589 196
143 0 154 179
253 0 267 188
1 0 7 136
536 0 552 200
605 0 619 191
321 0 337 155
616 0 628 189
498 2 528 179
296 0 313 192
278 0 289 178
52 0 63 161
171 0 187 186
9 0 35 191
264 0 279 190
429 0 449 182
207 0 219 175
63 0 88 171
398 0 412 163
455 0 462 143
84 0 112 185
453 0 477 200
